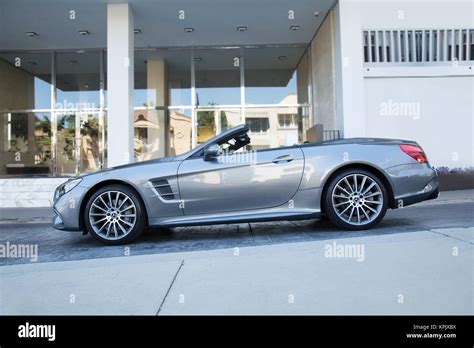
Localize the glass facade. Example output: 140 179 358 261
196 108 241 144
0 44 311 176
244 47 300 105
133 49 193 160
244 106 305 150
56 51 101 110
195 48 241 106
0 50 105 176
0 112 52 175
0 52 52 110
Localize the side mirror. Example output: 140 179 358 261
203 144 221 161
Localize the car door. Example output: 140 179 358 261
177 146 305 215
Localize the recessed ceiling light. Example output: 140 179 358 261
184 28 194 33
25 32 38 37
78 30 90 35
194 57 202 62
278 56 288 61
290 25 300 31
314 11 320 17
237 26 247 32
134 29 142 34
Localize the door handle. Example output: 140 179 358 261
272 154 294 164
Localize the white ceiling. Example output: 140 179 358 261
0 0 336 90
0 0 337 50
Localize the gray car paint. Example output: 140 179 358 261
52 124 438 231
177 146 305 215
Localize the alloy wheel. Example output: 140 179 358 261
88 190 137 240
331 173 383 226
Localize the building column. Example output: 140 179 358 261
334 0 366 138
107 3 134 167
146 59 168 158
309 11 337 133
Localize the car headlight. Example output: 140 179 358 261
56 178 82 199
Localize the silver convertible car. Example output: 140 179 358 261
53 124 439 245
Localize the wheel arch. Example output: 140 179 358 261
79 179 149 231
320 163 396 213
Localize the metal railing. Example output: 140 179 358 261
363 29 474 64
323 130 340 141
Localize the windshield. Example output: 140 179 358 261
177 124 248 159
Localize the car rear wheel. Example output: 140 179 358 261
84 184 146 245
324 169 388 230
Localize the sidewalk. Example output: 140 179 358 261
0 207 53 223
0 226 472 315
0 189 473 223
417 189 474 206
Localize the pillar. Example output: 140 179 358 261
107 3 134 167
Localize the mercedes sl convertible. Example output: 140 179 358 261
53 124 439 245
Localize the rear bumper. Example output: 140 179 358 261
393 178 439 208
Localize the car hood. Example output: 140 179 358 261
106 155 177 171
75 155 177 182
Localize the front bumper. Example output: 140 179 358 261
52 208 81 231
52 185 88 231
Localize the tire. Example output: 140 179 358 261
324 169 388 230
84 184 146 245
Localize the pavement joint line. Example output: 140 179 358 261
156 259 184 315
428 228 474 245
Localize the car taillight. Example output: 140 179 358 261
399 144 428 163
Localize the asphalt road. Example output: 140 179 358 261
1 200 473 265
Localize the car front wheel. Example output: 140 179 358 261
84 184 146 245
324 169 388 230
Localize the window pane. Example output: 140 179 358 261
197 108 241 144
80 112 102 173
195 48 241 106
0 52 52 110
197 110 216 144
135 49 191 107
219 109 241 132
246 117 269 133
134 109 167 161
245 106 306 148
0 112 52 176
56 113 77 174
244 47 304 105
169 109 192 155
296 50 309 104
56 51 101 110
278 114 297 128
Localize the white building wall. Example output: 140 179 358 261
334 0 366 138
365 76 473 168
335 0 474 169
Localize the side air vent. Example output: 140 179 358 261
150 179 175 200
